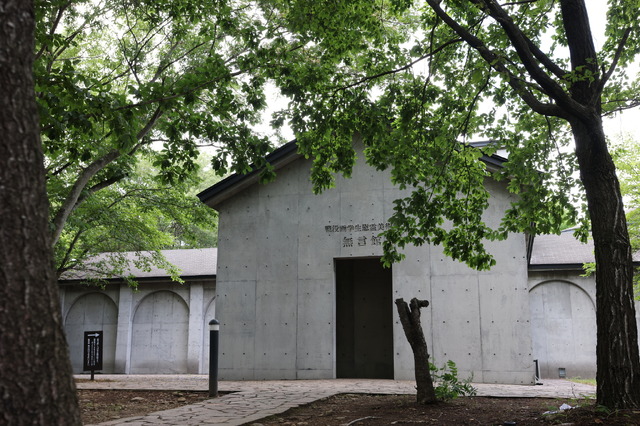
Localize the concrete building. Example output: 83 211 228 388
527 231 598 379
58 248 216 374
528 231 640 380
60 142 636 381
198 141 535 384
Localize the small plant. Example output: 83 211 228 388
429 360 477 401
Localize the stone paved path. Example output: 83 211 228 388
76 375 596 425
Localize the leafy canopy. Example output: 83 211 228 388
35 0 304 275
263 0 640 269
53 154 220 278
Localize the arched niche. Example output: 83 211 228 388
529 280 596 379
130 290 189 374
64 292 118 373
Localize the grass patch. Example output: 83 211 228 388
569 377 596 386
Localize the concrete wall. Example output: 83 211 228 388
528 270 640 379
59 279 216 374
214 144 534 384
527 271 596 379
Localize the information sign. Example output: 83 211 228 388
83 331 103 377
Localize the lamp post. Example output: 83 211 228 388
209 319 220 397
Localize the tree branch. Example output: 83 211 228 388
48 161 72 177
501 0 537 6
558 0 601 110
503 0 568 79
41 2 113 72
56 229 85 277
598 27 632 93
602 98 640 116
136 106 164 140
470 0 589 118
524 35 568 80
113 71 243 111
425 0 564 118
71 174 126 212
51 150 122 246
51 106 164 246
35 1 73 61
460 69 492 136
151 41 181 84
333 38 464 93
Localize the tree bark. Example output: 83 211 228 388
0 1 82 424
559 0 640 408
571 116 640 409
395 298 437 404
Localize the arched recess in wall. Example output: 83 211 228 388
64 292 118 374
529 280 596 380
130 290 189 374
202 296 217 374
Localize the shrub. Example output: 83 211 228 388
430 360 477 401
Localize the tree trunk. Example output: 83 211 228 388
395 298 437 404
571 116 640 409
0 1 82 424
559 0 640 409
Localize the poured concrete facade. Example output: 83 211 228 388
202 143 535 384
527 270 597 379
58 249 216 374
528 232 640 380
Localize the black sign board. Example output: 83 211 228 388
83 331 103 374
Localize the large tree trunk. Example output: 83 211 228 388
0 1 82 424
395 298 437 404
560 0 640 409
571 116 640 409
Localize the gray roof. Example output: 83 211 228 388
60 248 217 282
529 230 594 269
529 230 640 270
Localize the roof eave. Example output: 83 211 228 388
197 141 301 209
528 263 587 272
529 260 640 272
58 274 217 286
197 141 507 210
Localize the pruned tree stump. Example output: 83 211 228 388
395 297 437 404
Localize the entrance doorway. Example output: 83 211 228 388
335 258 393 379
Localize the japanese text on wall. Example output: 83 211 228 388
324 222 390 248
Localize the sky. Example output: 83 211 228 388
587 1 640 141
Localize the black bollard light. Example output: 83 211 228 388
209 319 220 397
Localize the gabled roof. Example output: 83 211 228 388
197 140 507 209
59 248 217 283
529 230 593 271
198 141 301 208
529 229 640 271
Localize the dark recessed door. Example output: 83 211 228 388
336 258 393 379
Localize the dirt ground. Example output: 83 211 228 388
258 394 640 425
78 389 211 424
78 390 640 425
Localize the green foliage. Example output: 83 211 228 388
35 0 285 184
34 0 302 277
53 154 219 277
37 0 640 277
429 360 477 401
264 0 620 269
610 136 640 213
